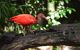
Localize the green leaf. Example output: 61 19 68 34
67 8 72 14
64 0 69 3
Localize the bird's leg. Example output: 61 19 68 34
23 26 25 36
23 26 32 36
23 26 28 36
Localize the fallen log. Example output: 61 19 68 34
1 24 80 50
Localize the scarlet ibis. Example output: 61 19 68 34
10 14 37 26
10 13 48 35
10 14 37 35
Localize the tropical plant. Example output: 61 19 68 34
0 0 47 33
47 0 76 26
0 0 75 33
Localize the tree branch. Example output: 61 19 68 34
1 24 80 50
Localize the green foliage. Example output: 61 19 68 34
0 0 75 33
54 7 75 19
0 0 47 33
54 1 75 19
48 0 75 26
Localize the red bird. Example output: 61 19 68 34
10 13 48 35
10 14 37 35
10 14 37 26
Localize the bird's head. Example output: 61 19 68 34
36 13 48 27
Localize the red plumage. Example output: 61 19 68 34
9 13 48 34
10 14 37 26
